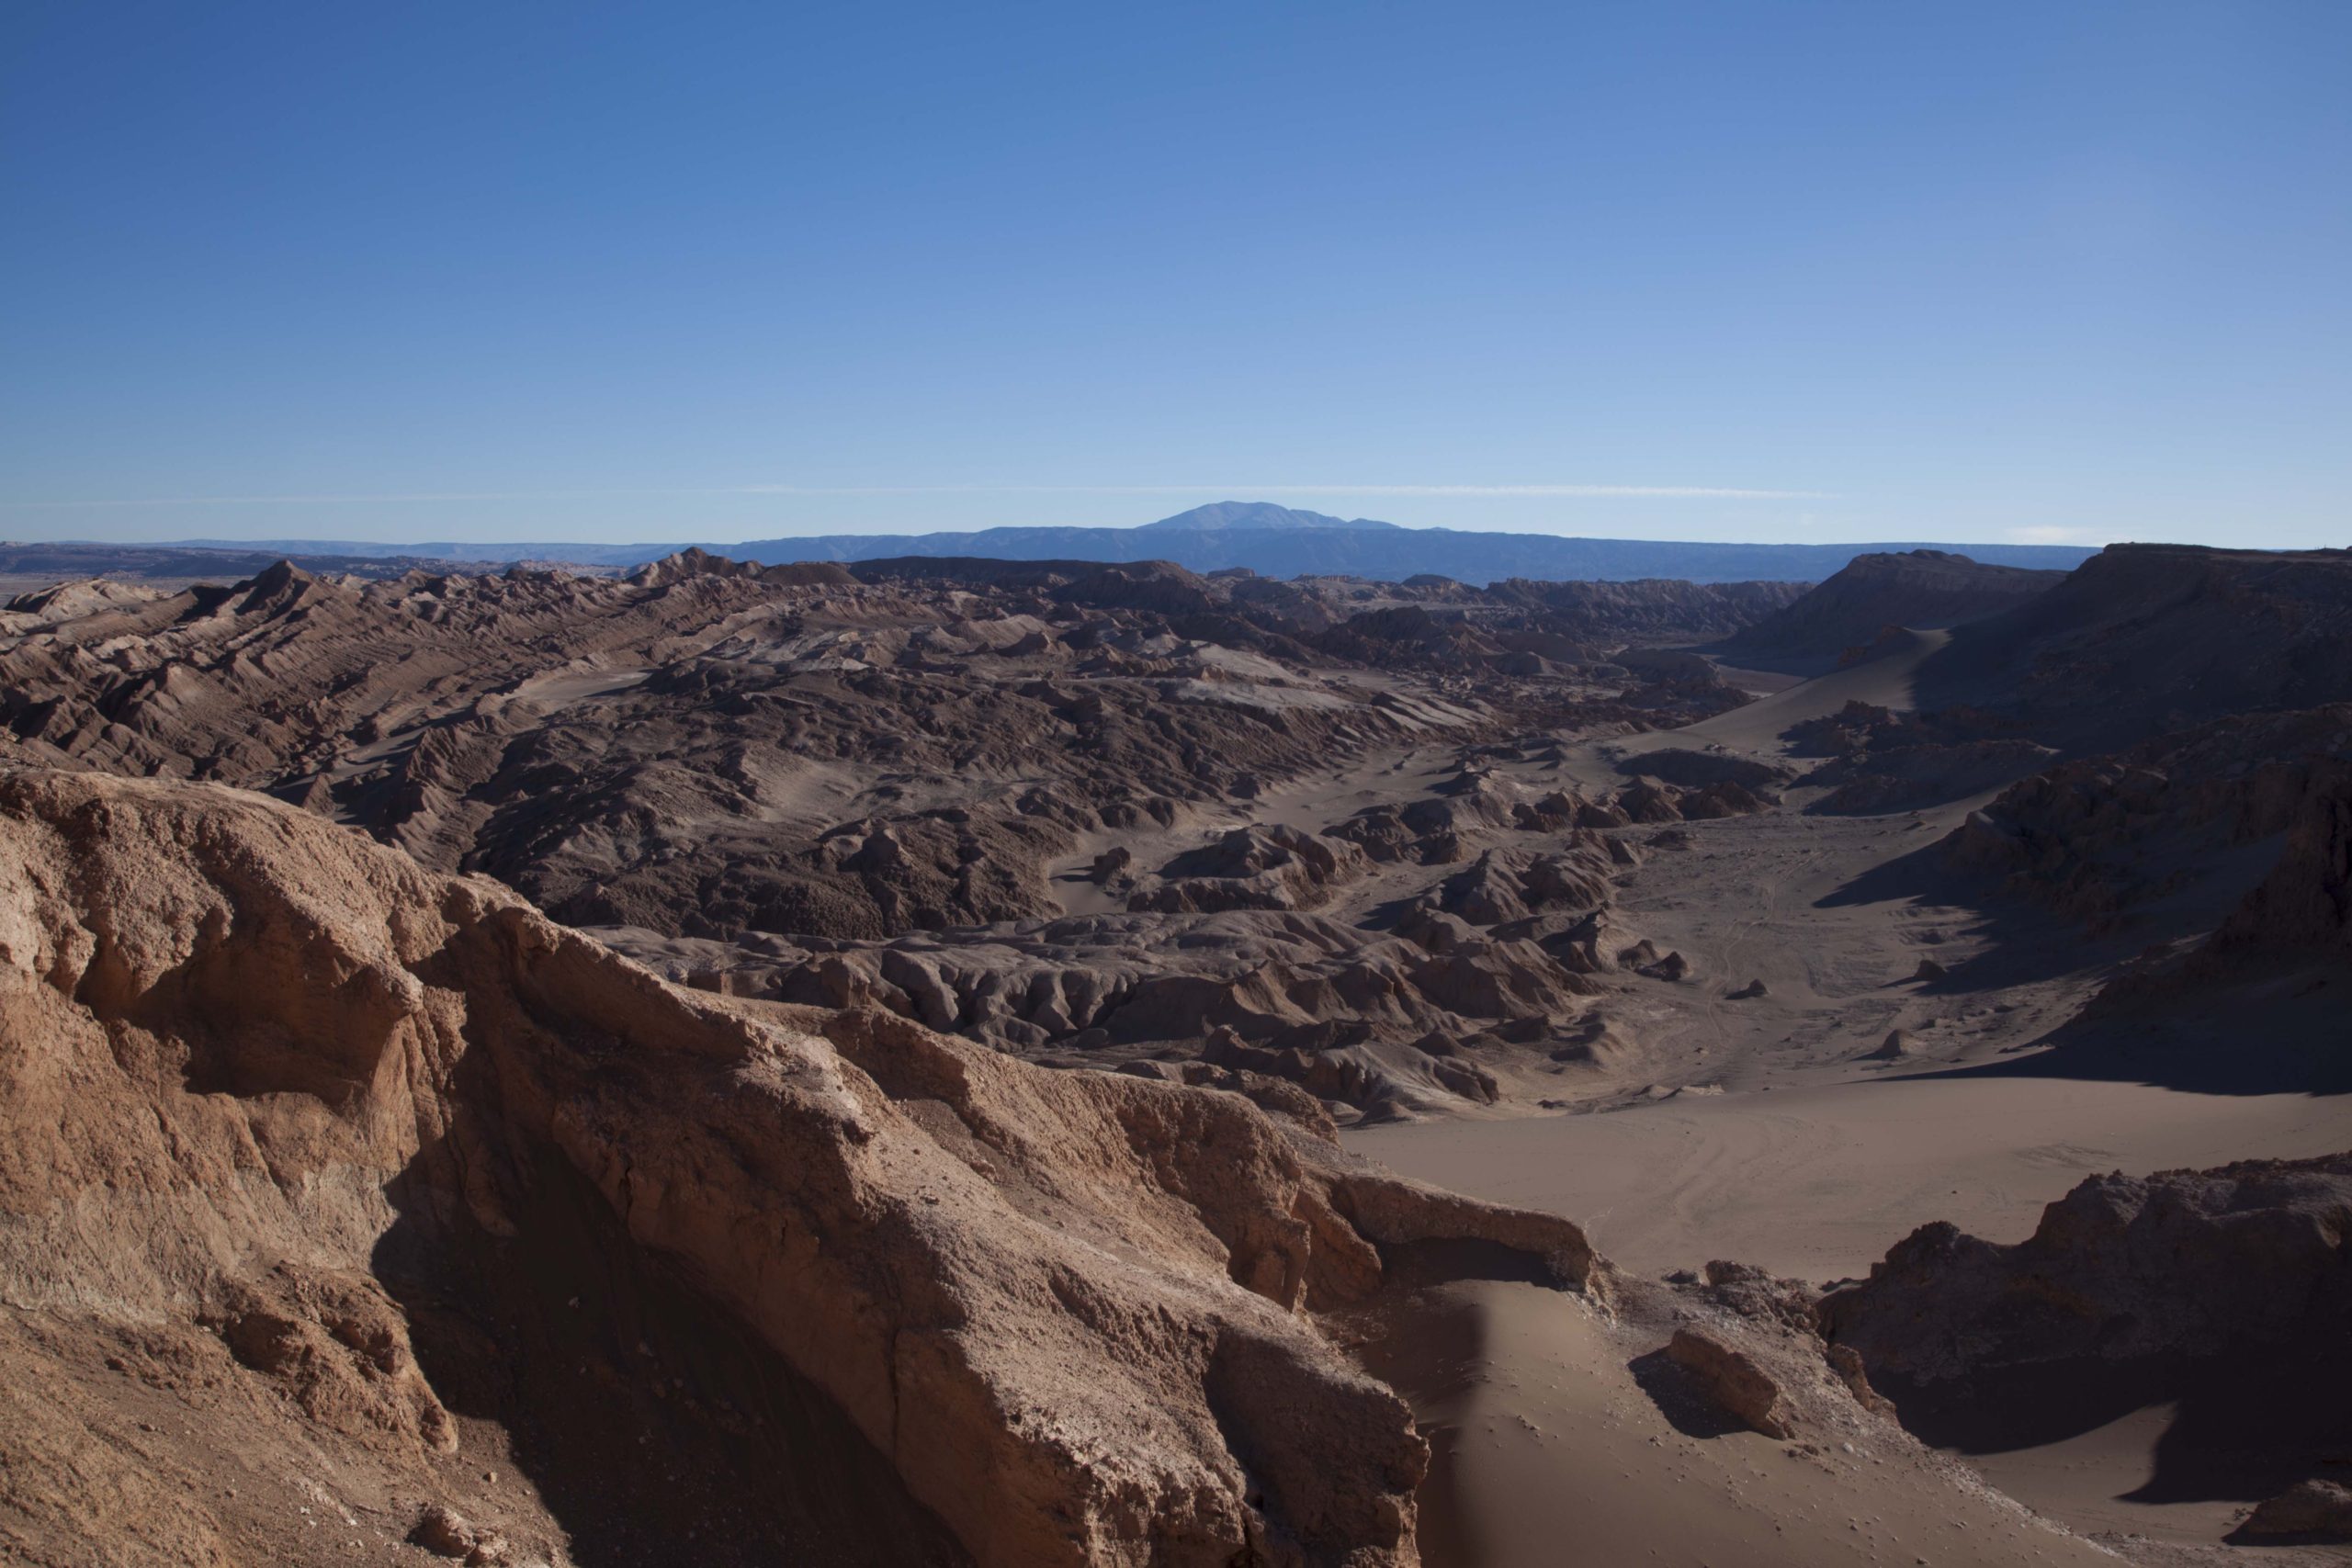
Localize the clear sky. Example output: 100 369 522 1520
3 1 2346 547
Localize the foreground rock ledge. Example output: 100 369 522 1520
0 766 1598 1567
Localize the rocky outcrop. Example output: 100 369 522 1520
2238 1479 2352 1542
1666 1328 1794 1438
2203 766 2352 959
1327 770 1539 865
1804 738 2054 816
1866 1029 1917 1061
0 766 1604 1567
1941 705 2352 935
1128 823 1369 914
413 1504 514 1563
0 557 1426 943
1430 842 1618 928
1616 747 1794 794
649 904 1616 1116
0 551 1775 962
1820 1155 2352 1386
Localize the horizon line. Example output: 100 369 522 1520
0 481 1833 510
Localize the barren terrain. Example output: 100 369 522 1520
2 542 2346 1565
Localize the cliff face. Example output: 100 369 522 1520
0 766 1598 1568
1815 1156 2352 1533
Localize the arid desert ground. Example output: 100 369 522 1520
1 539 2346 1566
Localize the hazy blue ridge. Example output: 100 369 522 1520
63 525 2107 585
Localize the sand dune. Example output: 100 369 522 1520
1351 1075 2350 1280
1630 627 1952 758
1362 1280 2117 1568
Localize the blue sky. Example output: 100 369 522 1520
3 1 2346 547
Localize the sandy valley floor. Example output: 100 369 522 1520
1332 645 2352 1563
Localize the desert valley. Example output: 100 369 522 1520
13 1 2347 1560
0 531 2346 1566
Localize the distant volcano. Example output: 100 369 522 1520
1138 500 1401 531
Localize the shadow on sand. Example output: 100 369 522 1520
1890 961 2352 1097
1813 818 2352 1095
1880 1335 2352 1511
1626 1349 1751 1440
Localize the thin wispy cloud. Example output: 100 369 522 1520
1 481 1831 509
725 484 1836 500
1247 485 1830 500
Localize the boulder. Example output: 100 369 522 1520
1666 1329 1793 1439
2239 1480 2352 1541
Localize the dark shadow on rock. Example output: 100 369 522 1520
1874 1357 2176 1456
1359 890 1434 933
1812 840 2300 1003
374 1050 971 1568
1627 1348 1748 1440
1815 857 2118 996
1375 1236 1562 1292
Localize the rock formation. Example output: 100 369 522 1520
0 765 1603 1567
0 553 1746 947
1821 1155 2352 1385
1665 1328 1793 1438
8 536 2352 1563
1941 705 2352 933
2238 1480 2352 1542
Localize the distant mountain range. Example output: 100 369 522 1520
23 501 2102 585
745 525 2096 584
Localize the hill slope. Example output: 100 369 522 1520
1917 544 2352 749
